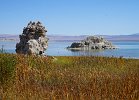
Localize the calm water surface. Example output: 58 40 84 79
0 40 139 58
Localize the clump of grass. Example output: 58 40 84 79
0 45 6 53
0 54 139 99
0 54 16 85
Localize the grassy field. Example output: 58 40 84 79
0 54 139 100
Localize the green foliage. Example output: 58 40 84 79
0 45 6 53
0 54 16 85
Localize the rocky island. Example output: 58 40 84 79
67 36 116 50
16 21 48 55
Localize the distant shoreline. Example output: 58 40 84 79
0 33 139 41
0 39 19 41
0 39 139 42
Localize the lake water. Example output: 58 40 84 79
0 40 139 58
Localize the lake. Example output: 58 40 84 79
0 40 139 58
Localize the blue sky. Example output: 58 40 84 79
0 0 139 35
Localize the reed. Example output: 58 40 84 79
0 54 139 99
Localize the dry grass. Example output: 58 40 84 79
0 54 139 100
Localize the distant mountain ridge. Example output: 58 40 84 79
0 33 139 41
130 33 139 36
0 34 19 41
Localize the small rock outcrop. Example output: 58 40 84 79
16 21 48 55
67 36 116 50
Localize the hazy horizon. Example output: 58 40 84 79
0 33 139 36
0 0 139 36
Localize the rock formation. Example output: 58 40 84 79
16 21 48 55
67 36 116 50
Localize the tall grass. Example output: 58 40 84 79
0 54 16 85
0 54 139 99
0 45 5 53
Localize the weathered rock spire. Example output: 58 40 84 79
16 21 48 55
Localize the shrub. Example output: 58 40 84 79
0 54 16 86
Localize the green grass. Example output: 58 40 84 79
0 54 139 99
0 54 16 85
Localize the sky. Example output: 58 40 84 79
0 0 139 36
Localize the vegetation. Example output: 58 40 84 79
0 54 139 99
0 45 5 53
